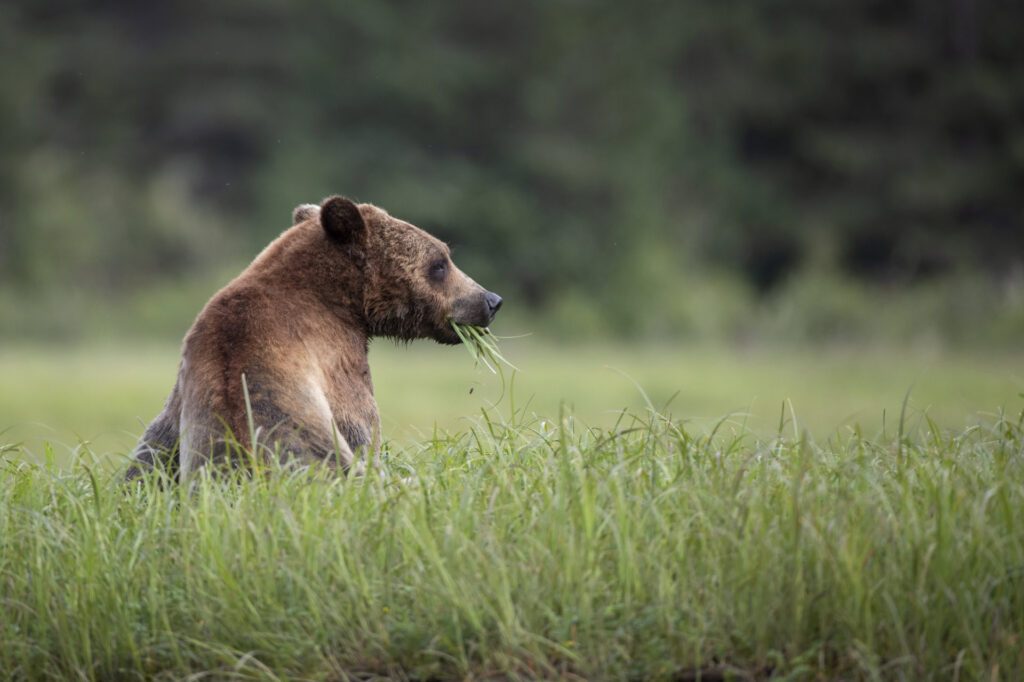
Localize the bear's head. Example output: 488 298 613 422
302 195 502 345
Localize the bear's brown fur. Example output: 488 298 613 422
126 196 502 479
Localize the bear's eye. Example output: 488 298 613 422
428 259 448 282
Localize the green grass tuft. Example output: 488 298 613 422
2 407 1024 679
451 321 518 373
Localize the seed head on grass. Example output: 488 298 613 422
451 322 518 373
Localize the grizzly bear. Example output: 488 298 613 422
126 196 502 479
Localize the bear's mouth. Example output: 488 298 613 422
435 320 465 345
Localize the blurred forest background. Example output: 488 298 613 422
2 0 1023 347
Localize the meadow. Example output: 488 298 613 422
1 342 1023 679
1 341 1022 462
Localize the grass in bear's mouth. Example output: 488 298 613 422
450 321 517 373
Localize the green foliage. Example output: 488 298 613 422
2 407 1023 679
2 0 1022 340
754 270 1024 347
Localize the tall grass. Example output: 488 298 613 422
1 406 1023 679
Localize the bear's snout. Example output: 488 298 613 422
449 288 503 330
485 291 503 321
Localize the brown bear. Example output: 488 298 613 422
126 195 502 479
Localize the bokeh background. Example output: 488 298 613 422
2 0 1023 458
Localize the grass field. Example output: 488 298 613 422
2 403 1024 679
1 341 1022 463
2 342 1024 679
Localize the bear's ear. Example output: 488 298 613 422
292 203 319 224
319 195 365 243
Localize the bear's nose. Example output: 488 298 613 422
485 291 503 318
